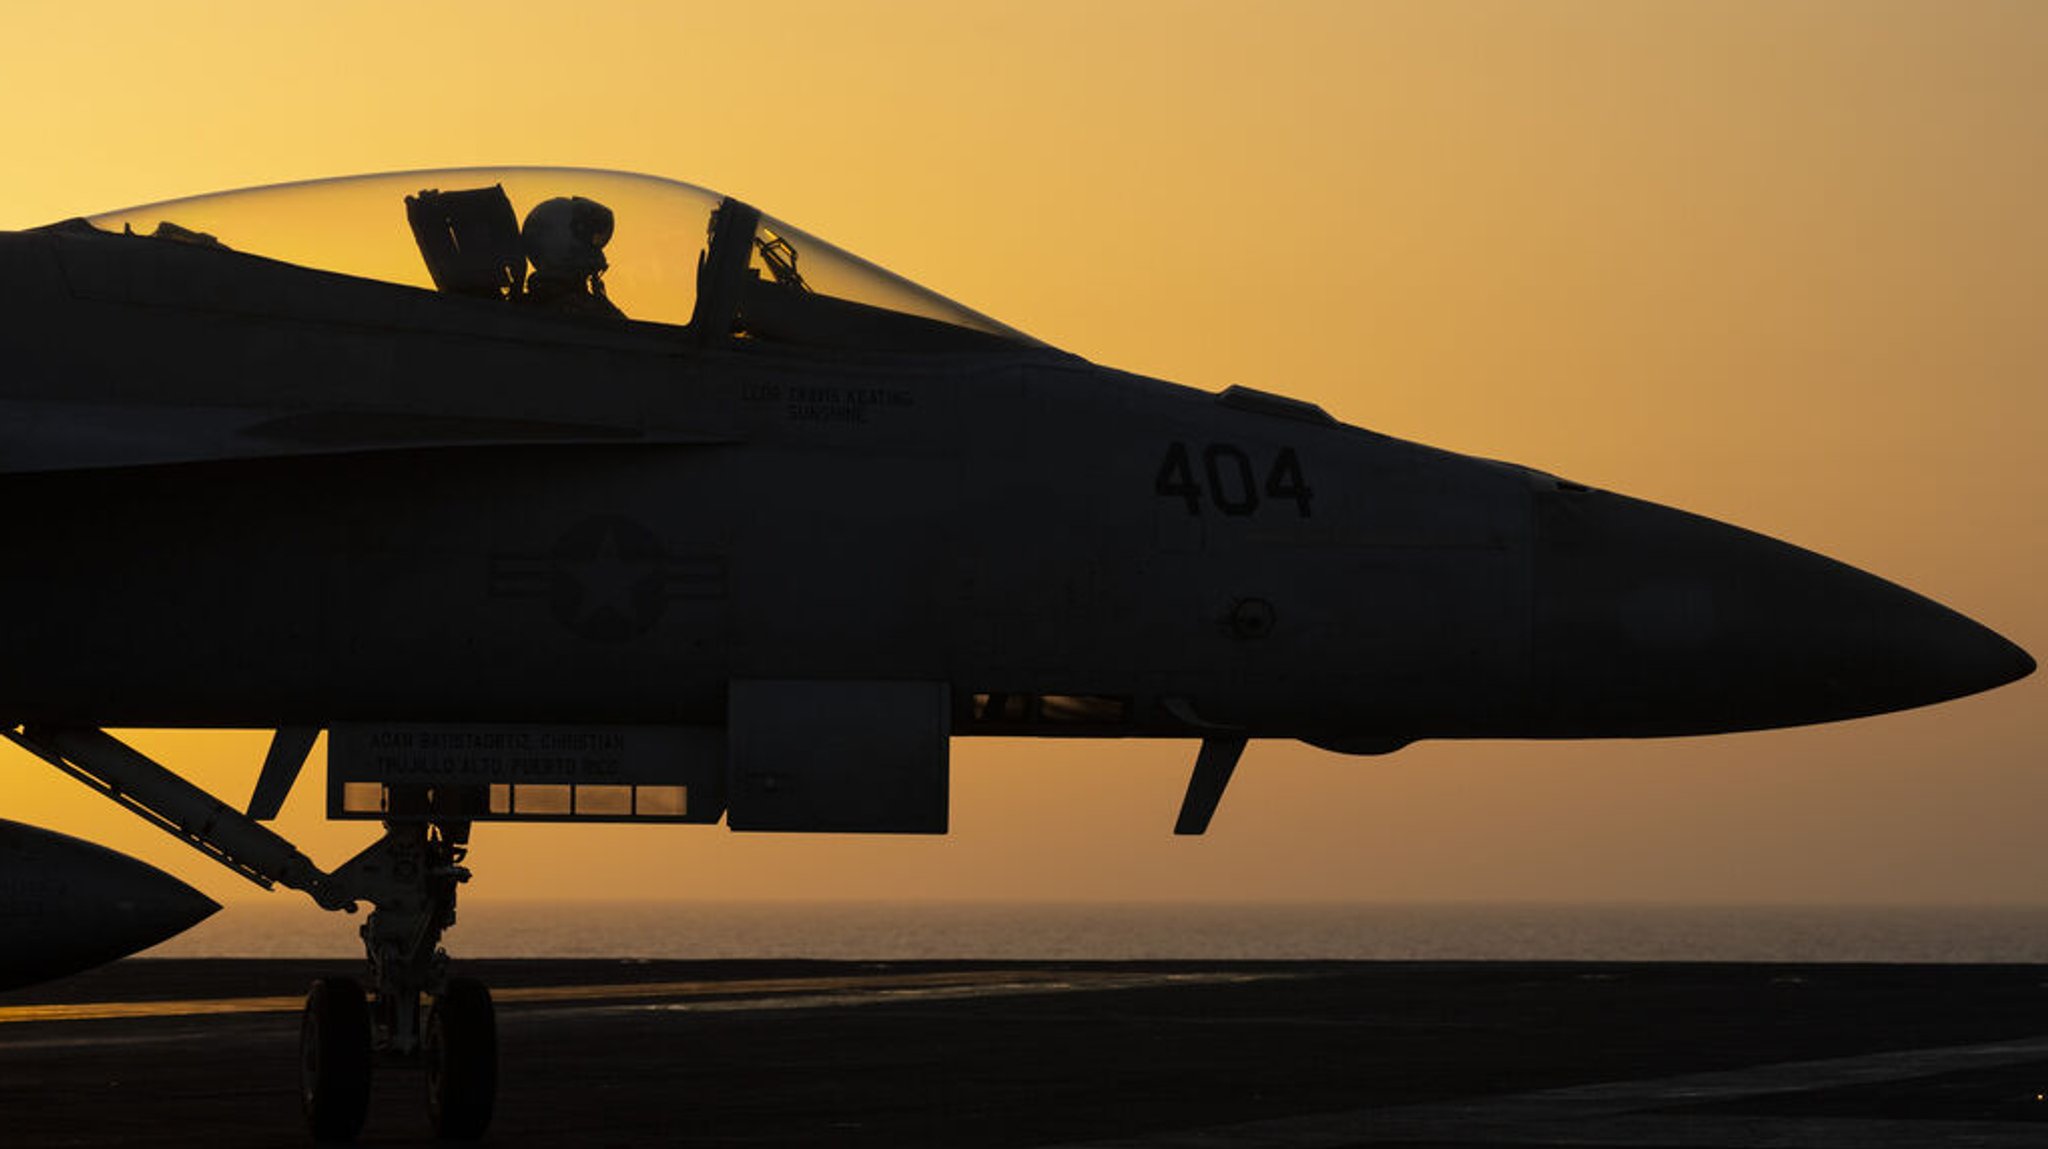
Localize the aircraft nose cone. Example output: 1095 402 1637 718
1531 488 2033 736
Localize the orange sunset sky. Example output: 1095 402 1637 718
0 1 2041 914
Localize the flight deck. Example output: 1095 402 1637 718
5 958 2048 1147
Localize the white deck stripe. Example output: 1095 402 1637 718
0 968 1285 1050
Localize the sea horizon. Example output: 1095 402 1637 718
139 899 2048 965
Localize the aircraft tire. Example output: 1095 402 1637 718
301 977 372 1143
424 976 497 1141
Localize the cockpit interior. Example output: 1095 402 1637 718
80 167 1038 353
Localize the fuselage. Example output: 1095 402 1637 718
0 220 2029 746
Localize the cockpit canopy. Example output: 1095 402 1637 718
82 167 1038 352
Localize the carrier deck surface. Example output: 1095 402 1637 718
5 959 2048 1147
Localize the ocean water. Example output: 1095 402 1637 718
141 900 2048 964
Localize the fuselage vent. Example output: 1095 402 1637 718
1216 385 1337 426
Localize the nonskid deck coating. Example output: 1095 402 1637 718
3 959 2048 1147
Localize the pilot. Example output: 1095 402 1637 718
521 196 623 318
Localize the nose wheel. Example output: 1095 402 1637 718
425 977 498 1140
296 975 499 1143
300 977 372 1142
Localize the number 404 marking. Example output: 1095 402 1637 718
1155 442 1313 517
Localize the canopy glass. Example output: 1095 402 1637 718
84 166 1036 350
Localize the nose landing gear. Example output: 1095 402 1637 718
299 817 496 1142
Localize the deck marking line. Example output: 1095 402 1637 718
0 968 1287 1027
1041 1035 2048 1148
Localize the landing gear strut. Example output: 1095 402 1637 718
0 725 499 1143
308 815 496 1142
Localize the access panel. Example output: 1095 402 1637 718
726 680 949 833
327 723 726 823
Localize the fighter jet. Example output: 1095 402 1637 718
0 166 2030 1140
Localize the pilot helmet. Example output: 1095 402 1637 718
522 196 615 277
